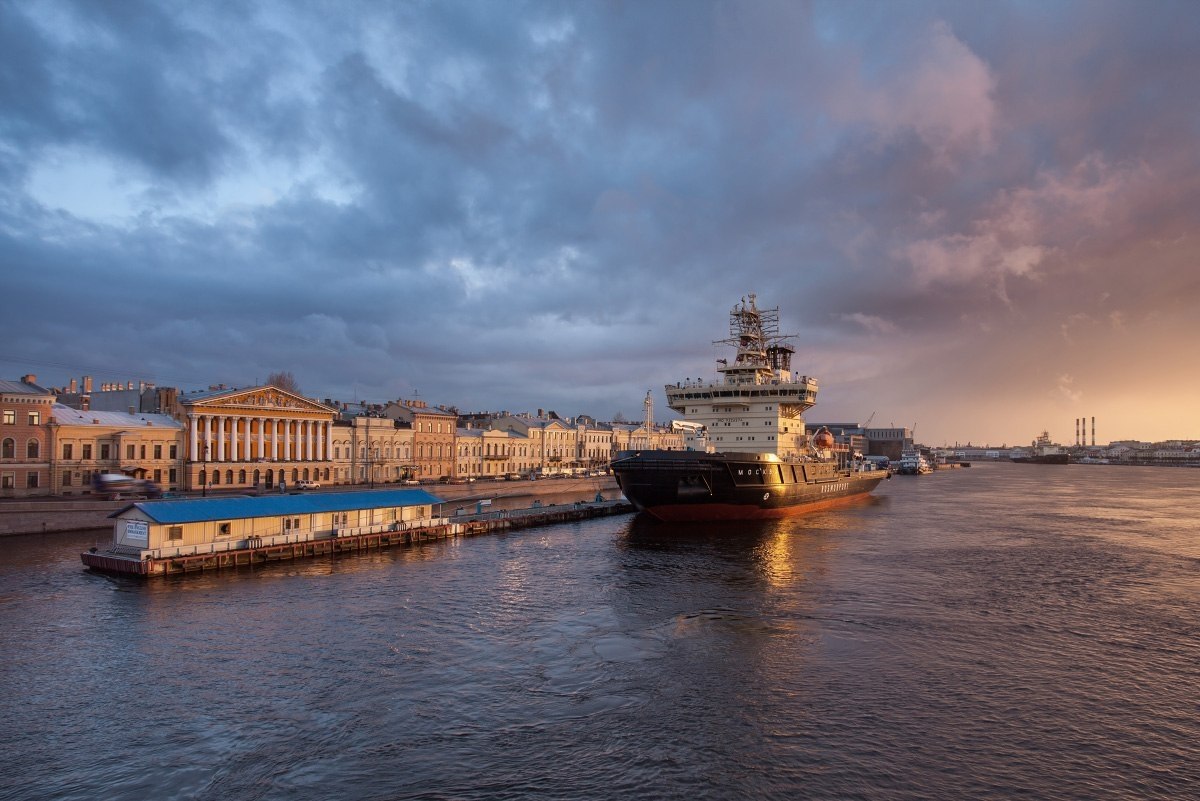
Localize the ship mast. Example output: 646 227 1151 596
713 293 796 385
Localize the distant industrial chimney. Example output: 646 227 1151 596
1075 418 1080 446
1092 416 1096 447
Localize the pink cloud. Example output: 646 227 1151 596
828 21 997 161
897 154 1148 292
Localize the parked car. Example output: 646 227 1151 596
296 480 321 489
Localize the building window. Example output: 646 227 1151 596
169 444 177 459
154 469 161 483
28 411 40 425
154 444 162 459
2 410 13 424
218 522 231 537
63 443 73 459
127 445 135 459
62 471 72 486
27 440 39 458
27 473 39 488
1 438 13 458
83 444 92 460
1 473 13 488
100 444 110 460
140 445 146 459
169 469 177 483
168 526 183 541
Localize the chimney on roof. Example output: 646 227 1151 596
21 374 36 385
69 378 78 393
128 406 136 415
83 376 93 393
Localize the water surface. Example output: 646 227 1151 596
2 462 1197 800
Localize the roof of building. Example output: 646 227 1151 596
52 404 182 429
0 379 52 395
112 488 445 524
180 384 337 412
383 401 458 418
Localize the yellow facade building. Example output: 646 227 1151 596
179 385 338 492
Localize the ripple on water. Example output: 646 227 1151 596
3 468 1200 800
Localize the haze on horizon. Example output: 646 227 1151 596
2 1 1197 447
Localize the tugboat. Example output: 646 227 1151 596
1011 431 1070 464
611 294 888 522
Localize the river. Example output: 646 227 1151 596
1 462 1198 800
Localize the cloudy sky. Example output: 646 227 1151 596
2 0 1197 446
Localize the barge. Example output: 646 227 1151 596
81 488 631 576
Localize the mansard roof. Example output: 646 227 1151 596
51 404 182 429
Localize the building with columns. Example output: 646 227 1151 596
179 385 338 492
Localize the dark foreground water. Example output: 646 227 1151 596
2 462 1199 801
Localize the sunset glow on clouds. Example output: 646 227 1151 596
1 0 1197 444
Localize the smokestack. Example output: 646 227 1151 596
1075 418 1079 446
1092 416 1096 447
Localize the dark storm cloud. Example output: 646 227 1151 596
2 0 1198 441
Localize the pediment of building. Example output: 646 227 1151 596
186 387 334 416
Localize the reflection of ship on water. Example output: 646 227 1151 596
612 294 887 522
1011 431 1070 465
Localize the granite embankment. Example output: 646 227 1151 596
0 476 622 536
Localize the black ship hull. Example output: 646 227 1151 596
1010 453 1070 464
611 450 887 522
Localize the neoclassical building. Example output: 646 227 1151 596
330 415 416 486
179 385 338 492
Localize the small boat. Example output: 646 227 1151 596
896 450 933 475
1011 431 1070 464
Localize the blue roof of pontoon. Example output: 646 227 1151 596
110 489 445 524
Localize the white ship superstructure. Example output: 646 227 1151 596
664 294 817 460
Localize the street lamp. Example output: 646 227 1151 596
201 437 210 497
